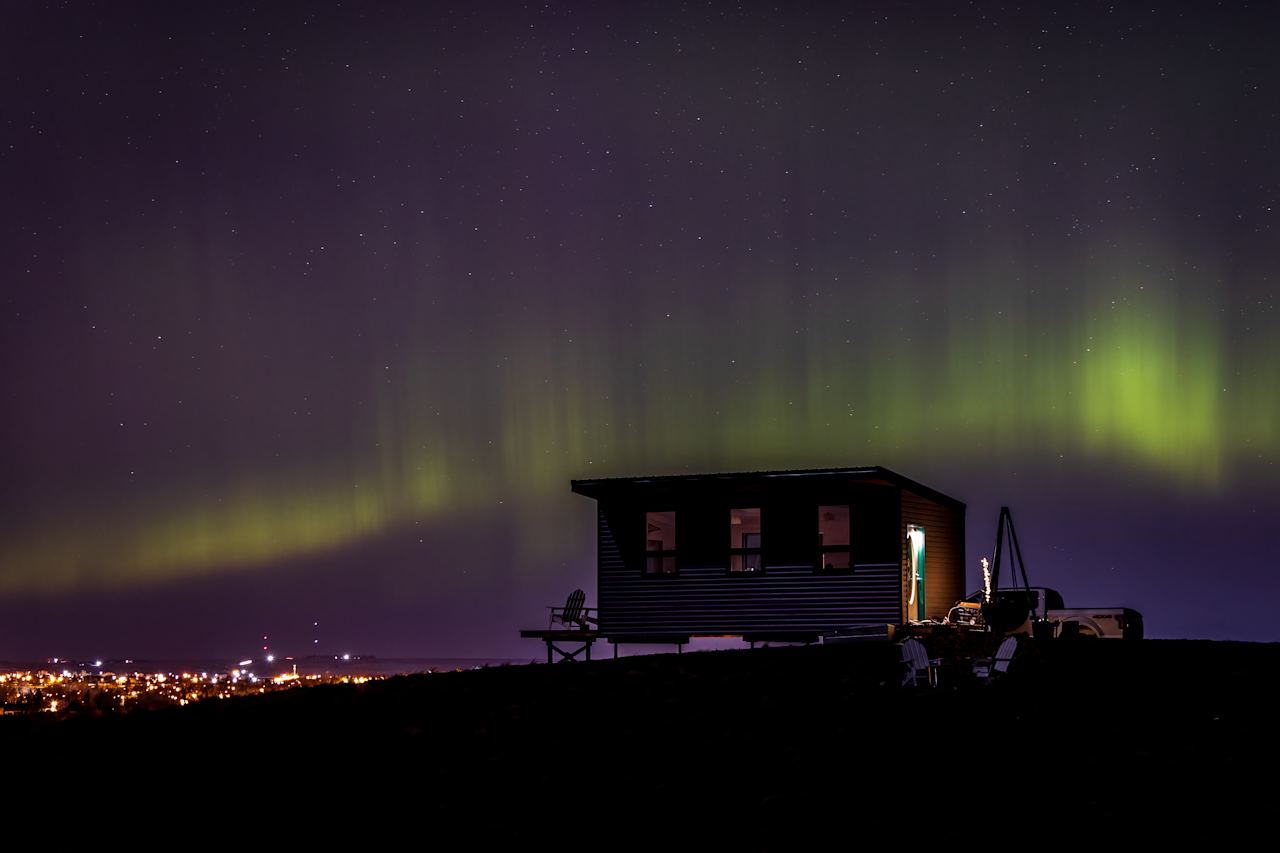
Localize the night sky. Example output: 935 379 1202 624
3 1 1277 660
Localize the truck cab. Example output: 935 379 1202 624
947 587 1143 639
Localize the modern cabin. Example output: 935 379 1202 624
571 466 965 645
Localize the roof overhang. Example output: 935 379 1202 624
570 465 964 510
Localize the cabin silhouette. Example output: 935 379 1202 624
571 466 965 648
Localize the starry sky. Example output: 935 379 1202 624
2 1 1277 660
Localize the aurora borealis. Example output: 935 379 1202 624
2 2 1277 657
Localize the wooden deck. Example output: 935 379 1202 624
519 628 600 663
520 629 695 660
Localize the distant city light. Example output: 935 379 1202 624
266 654 275 663
342 653 350 661
238 660 252 667
0 667 388 717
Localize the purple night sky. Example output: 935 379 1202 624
2 1 1277 661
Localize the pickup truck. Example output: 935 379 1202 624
946 587 1144 639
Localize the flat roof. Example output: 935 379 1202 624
571 465 964 510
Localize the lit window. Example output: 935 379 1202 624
645 511 677 575
729 508 762 572
818 505 851 571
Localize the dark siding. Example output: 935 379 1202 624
900 489 966 620
597 483 904 636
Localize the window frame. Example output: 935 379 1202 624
816 504 854 574
642 510 679 577
727 507 764 575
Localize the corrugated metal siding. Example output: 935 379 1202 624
598 507 901 636
900 489 966 620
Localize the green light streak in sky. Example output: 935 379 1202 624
1078 299 1222 481
0 263 1272 596
0 457 459 597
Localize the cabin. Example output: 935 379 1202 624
570 466 965 646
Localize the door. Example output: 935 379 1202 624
907 525 926 621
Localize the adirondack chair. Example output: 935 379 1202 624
548 588 597 631
900 638 935 687
521 589 600 663
972 635 1019 681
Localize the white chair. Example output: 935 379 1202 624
900 638 933 687
973 635 1019 682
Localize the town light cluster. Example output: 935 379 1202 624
0 668 381 717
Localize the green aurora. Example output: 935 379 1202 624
3 251 1273 596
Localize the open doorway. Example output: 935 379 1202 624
907 525 926 621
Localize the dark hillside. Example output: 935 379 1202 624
6 640 1273 836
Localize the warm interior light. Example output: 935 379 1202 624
906 526 926 610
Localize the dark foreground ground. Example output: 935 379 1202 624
5 639 1275 838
